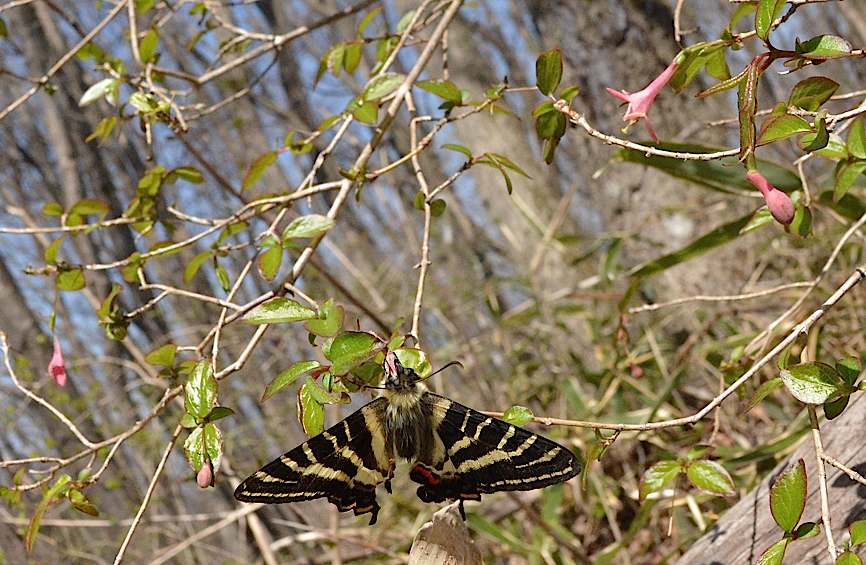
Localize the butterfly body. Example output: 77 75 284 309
234 354 582 524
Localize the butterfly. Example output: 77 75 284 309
234 352 582 524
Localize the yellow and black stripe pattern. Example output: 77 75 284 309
234 353 582 525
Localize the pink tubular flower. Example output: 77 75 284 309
197 461 214 488
746 170 795 225
48 336 67 387
606 60 679 141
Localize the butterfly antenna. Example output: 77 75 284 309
422 360 464 382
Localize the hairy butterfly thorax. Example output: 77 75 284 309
235 351 582 525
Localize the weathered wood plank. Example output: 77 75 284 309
677 394 866 565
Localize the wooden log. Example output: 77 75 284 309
676 393 866 564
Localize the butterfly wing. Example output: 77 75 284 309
410 393 581 504
234 397 394 524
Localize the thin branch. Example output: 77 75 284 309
808 406 837 561
628 282 814 314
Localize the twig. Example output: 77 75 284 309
628 282 813 314
808 406 836 561
822 454 866 487
112 423 183 565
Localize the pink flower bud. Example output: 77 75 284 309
197 461 213 488
746 170 795 225
48 336 67 387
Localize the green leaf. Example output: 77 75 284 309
442 143 472 159
305 299 344 337
770 458 806 533
788 77 839 111
168 166 205 184
67 488 99 517
801 132 847 159
560 85 580 103
343 43 361 73
849 519 866 546
79 78 116 107
357 6 382 35
685 460 735 496
282 214 335 240
740 207 774 234
757 539 788 565
242 298 317 324
396 9 416 33
627 211 753 279
183 426 205 472
257 236 282 281
535 48 563 96
139 28 159 63
362 72 405 101
416 79 462 104
430 199 446 217
502 405 533 426
44 236 64 265
146 344 177 368
298 382 325 436
56 267 86 292
746 377 784 412
824 395 849 420
206 406 234 422
42 201 63 216
836 158 866 203
616 142 801 194
0 17 7 38
796 34 852 59
180 413 197 428
836 357 861 385
792 521 820 541
203 422 223 471
351 98 378 125
184 360 216 419
801 113 829 153
781 362 848 404
393 348 431 377
215 263 230 291
755 0 786 40
758 114 812 145
536 108 567 140
262 360 322 402
837 552 863 565
183 250 211 284
242 151 277 192
326 331 380 376
639 460 682 501
847 118 866 160
26 474 71 552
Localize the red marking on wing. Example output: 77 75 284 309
412 464 441 486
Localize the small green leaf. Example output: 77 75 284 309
183 250 212 284
755 0 786 40
203 422 223 472
740 207 774 234
536 109 567 140
67 488 99 517
180 413 197 428
44 236 64 265
242 298 317 324
413 191 425 210
146 344 177 368
215 264 230 291
836 357 861 385
417 79 462 104
262 360 322 402
796 34 852 59
362 72 405 101
847 118 866 160
430 199 446 217
791 521 820 541
780 362 848 404
282 214 336 240
791 203 812 238
305 299 344 337
757 538 788 565
169 166 205 184
242 151 277 192
351 98 378 125
25 474 71 552
849 519 866 546
502 405 533 426
326 331 381 376
834 160 866 202
639 460 682 501
686 460 735 497
206 406 234 422
183 426 205 471
758 114 812 145
184 360 216 420
357 6 382 35
824 394 849 420
56 268 86 292
343 43 361 73
746 377 784 412
79 78 116 107
788 77 839 111
442 143 472 159
298 383 325 436
257 236 282 281
837 552 863 565
535 48 563 96
392 348 431 377
560 85 580 103
770 458 806 533
42 201 63 216
139 28 159 63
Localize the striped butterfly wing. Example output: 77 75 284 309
410 393 581 504
234 397 394 524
